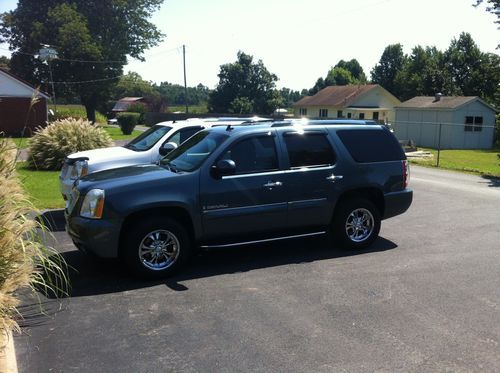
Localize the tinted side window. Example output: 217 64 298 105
284 133 336 168
221 136 278 174
337 129 405 162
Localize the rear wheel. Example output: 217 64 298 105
332 198 381 250
123 217 190 279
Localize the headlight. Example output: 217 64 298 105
71 160 89 178
80 189 105 219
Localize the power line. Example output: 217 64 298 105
47 75 123 84
0 46 126 64
0 45 183 63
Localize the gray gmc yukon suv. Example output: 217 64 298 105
65 122 412 278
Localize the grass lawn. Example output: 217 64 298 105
100 126 142 141
16 162 65 210
409 147 500 177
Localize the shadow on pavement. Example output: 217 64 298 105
37 209 65 232
54 236 397 298
481 174 500 188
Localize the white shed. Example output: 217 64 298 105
394 95 497 149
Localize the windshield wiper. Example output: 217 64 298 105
123 143 138 150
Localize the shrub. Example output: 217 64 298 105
117 112 140 135
0 138 68 333
128 103 147 125
27 118 113 170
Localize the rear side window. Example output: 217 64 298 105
284 132 336 168
337 129 405 162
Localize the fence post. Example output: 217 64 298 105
436 122 442 167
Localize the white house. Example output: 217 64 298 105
293 84 401 123
0 68 50 135
394 95 497 149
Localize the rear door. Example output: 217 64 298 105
200 131 288 241
279 129 344 230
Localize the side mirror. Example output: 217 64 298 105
159 142 178 156
212 159 236 178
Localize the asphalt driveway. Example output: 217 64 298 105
15 166 500 372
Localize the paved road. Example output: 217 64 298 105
15 166 500 372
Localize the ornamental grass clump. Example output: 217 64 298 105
27 117 113 170
0 138 68 333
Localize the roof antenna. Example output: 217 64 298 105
226 124 233 131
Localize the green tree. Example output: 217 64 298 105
0 0 164 121
371 44 407 98
325 67 357 86
279 87 304 107
208 51 282 114
308 58 367 94
335 59 367 83
394 46 451 100
444 32 500 104
155 81 211 106
0 55 9 70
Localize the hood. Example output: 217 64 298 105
67 146 147 172
77 164 175 192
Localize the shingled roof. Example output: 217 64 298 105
293 85 380 107
396 96 496 111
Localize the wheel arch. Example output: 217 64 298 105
333 188 385 219
119 206 195 256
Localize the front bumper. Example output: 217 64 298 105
383 189 413 219
66 214 122 258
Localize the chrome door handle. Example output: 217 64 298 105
326 174 343 182
263 181 283 189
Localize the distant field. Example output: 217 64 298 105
168 105 208 114
410 147 500 177
50 104 108 124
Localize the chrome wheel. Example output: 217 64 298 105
345 208 374 243
138 229 180 271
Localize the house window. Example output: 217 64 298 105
347 113 352 119
373 112 379 120
473 116 483 132
465 116 482 132
337 110 343 118
359 113 365 119
299 108 307 116
319 109 328 118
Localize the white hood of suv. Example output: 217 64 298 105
67 146 153 173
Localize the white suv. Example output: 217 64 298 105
59 117 265 201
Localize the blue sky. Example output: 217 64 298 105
1 0 498 90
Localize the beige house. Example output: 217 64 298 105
293 84 401 123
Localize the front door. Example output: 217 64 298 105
200 132 287 241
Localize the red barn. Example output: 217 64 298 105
0 68 50 136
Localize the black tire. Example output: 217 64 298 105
122 217 191 279
332 198 381 250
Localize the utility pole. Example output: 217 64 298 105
183 45 188 115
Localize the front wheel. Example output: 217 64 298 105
332 198 381 250
123 217 190 279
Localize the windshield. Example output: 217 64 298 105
160 131 229 172
124 125 172 151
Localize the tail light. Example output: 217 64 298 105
403 160 410 188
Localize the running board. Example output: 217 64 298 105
200 231 327 249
